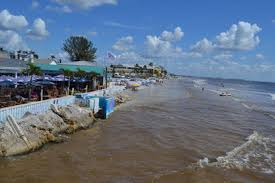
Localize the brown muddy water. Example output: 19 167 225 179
0 80 274 183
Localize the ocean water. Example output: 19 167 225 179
0 78 274 183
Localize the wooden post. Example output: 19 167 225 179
40 86 43 101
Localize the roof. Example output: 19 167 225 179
0 58 27 73
35 59 57 65
111 64 154 69
36 63 105 75
60 61 97 66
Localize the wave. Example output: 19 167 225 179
195 131 275 174
152 132 275 182
270 93 275 101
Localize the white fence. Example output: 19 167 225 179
0 86 125 123
0 96 75 123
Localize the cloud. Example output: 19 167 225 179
88 31 97 36
189 21 262 57
272 20 275 24
103 51 154 65
27 18 49 40
0 9 28 30
45 5 72 13
31 1 40 9
175 58 275 82
0 30 28 51
145 27 184 58
161 27 184 42
256 53 264 60
104 21 146 30
56 51 70 62
112 36 134 52
213 53 233 60
190 38 214 54
216 21 261 51
52 0 118 10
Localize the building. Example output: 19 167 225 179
107 64 166 78
10 50 39 62
0 48 10 59
0 58 27 79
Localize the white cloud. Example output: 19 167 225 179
112 36 134 52
53 0 118 10
56 51 70 62
45 5 72 13
0 9 28 30
0 30 28 51
175 59 275 82
189 21 262 57
256 53 264 60
161 27 184 42
213 53 233 60
272 20 275 24
145 27 184 58
27 18 49 40
104 21 146 30
103 51 154 65
88 31 97 36
216 21 261 51
31 1 40 9
190 38 214 54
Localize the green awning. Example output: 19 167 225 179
36 64 104 75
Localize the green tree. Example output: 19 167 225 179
149 62 154 67
22 63 42 100
134 64 140 74
63 36 97 62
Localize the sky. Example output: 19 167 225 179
0 0 275 82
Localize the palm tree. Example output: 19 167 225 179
134 64 140 74
75 68 86 91
61 69 73 95
22 62 42 100
89 71 100 90
149 62 154 67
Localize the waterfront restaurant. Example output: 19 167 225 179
0 59 106 108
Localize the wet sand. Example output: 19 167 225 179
0 80 274 183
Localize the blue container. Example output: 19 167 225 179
99 97 115 119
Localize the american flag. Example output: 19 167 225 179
107 52 116 60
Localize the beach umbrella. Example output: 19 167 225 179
0 80 15 87
32 81 55 86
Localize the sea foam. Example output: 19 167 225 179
196 131 275 174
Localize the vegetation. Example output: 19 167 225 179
22 63 42 100
61 69 74 94
63 36 97 62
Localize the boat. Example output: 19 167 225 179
219 92 232 96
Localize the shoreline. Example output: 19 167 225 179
0 81 163 157
0 86 129 157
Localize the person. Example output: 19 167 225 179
202 87 204 91
31 90 39 100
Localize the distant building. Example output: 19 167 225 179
10 50 39 62
0 48 10 59
107 64 167 78
0 58 27 75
